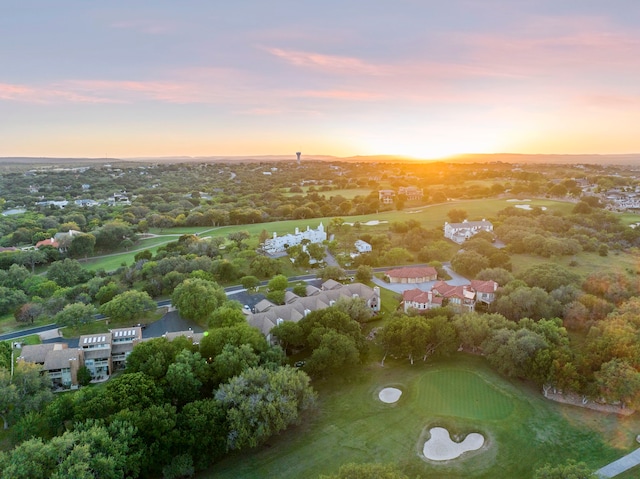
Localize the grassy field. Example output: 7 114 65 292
205 354 639 479
281 187 374 199
510 249 640 278
80 198 576 273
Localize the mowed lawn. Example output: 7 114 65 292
206 355 640 479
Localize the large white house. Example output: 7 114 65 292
443 219 493 244
262 223 326 254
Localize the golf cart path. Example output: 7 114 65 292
596 447 640 478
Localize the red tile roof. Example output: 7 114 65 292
385 266 437 279
35 238 59 248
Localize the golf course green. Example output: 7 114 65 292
207 354 639 478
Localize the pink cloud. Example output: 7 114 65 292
265 47 391 76
0 82 116 103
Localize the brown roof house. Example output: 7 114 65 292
385 266 438 284
110 327 143 372
79 333 112 380
248 281 380 342
19 343 84 389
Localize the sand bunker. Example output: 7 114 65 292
344 220 389 226
507 198 531 202
515 204 547 211
378 387 402 404
423 427 484 461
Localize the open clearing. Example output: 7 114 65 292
208 355 640 479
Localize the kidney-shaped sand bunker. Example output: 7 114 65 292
423 427 484 461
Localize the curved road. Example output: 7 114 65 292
0 263 461 343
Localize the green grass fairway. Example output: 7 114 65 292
206 355 639 479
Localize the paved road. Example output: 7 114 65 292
596 448 640 478
0 263 465 342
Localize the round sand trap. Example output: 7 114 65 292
423 427 484 461
378 387 402 404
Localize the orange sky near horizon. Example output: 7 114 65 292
2 2 640 160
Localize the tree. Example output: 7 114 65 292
0 287 27 316
54 302 96 327
0 361 52 430
47 258 92 287
519 263 580 293
171 278 226 323
99 290 156 322
76 366 92 387
200 323 269 360
267 274 288 292
13 302 42 324
227 230 250 249
125 337 178 380
332 296 374 323
493 286 562 321
208 305 246 328
250 255 281 278
68 233 96 259
355 265 373 283
212 344 260 384
450 250 490 277
175 399 228 470
447 208 468 223
240 275 261 292
534 460 596 479
215 366 316 450
15 249 46 273
318 266 346 282
292 282 307 297
595 358 640 408
266 289 286 305
320 463 409 479
306 329 361 376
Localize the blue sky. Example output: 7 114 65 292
2 1 639 158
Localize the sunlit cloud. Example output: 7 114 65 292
264 47 391 76
0 82 116 104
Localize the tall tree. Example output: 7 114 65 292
99 290 156 322
171 278 226 323
215 366 316 450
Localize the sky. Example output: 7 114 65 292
1 1 640 159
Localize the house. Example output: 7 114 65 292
35 238 60 249
398 186 424 201
402 288 443 312
75 199 99 207
43 347 83 389
385 266 438 284
18 343 59 365
247 281 380 342
79 333 112 379
378 190 395 204
431 281 476 311
402 279 499 313
262 223 327 254
354 239 372 254
35 229 82 252
443 219 493 244
469 279 499 304
19 343 83 389
110 327 143 371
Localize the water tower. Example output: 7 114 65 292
296 152 301 165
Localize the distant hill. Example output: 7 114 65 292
1 152 639 167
